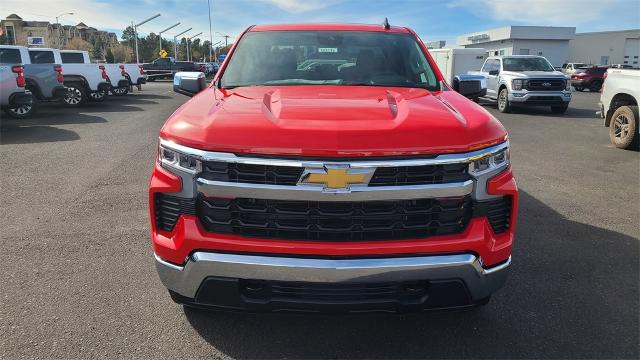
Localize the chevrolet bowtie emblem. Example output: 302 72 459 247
299 166 375 190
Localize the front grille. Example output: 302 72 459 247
473 196 512 234
197 196 472 241
200 161 470 187
154 194 196 231
526 79 566 91
369 163 470 186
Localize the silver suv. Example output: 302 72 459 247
471 55 572 114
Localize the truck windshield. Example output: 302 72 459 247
503 57 554 72
221 31 439 90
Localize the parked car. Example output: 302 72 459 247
561 62 588 75
152 22 518 313
571 66 607 92
26 48 110 106
598 68 639 149
142 57 201 81
470 55 572 113
0 64 33 118
609 64 634 69
0 45 66 118
59 50 128 99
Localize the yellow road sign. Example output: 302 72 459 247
159 49 168 58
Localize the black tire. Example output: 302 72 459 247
63 83 85 107
4 97 37 118
589 80 602 92
574 86 584 92
147 77 155 82
609 105 639 149
88 89 108 102
111 86 129 96
551 103 569 114
497 87 511 113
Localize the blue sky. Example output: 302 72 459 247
2 0 639 46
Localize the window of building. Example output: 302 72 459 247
600 56 609 65
5 25 16 45
499 50 505 55
519 49 530 55
538 51 543 56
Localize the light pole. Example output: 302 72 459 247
207 0 213 61
158 22 180 55
173 28 192 60
187 32 202 62
212 40 221 62
55 12 73 49
133 13 161 63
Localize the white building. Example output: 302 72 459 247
568 29 640 66
457 26 576 66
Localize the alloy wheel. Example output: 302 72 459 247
65 88 82 105
613 114 630 139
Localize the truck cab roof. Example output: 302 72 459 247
249 23 411 33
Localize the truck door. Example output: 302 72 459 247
482 59 499 98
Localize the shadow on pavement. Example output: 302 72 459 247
0 112 107 144
183 190 639 359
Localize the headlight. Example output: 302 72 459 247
469 147 509 176
565 79 571 91
512 79 525 91
159 142 202 174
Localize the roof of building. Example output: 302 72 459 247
6 14 23 20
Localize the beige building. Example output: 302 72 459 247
1 14 118 51
568 29 640 66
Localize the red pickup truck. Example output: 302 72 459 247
150 23 518 312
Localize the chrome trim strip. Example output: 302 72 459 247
196 179 474 201
154 252 511 299
160 138 509 168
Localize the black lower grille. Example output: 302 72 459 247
473 196 512 234
154 194 196 231
197 196 472 241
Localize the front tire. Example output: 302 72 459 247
609 105 639 149
63 83 85 107
574 86 584 92
589 81 602 92
497 88 511 113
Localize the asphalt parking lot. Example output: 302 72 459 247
1 83 638 359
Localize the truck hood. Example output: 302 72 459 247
160 85 507 157
503 70 568 79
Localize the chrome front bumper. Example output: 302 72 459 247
155 252 511 301
508 90 572 103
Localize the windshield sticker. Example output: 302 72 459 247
318 48 338 53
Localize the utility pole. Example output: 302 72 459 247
133 13 161 63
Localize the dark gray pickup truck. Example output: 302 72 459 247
0 45 66 118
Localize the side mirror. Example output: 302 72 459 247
173 72 206 97
452 75 487 99
488 69 499 76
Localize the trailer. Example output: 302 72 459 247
429 48 486 84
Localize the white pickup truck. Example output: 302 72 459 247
27 48 110 106
599 69 639 149
60 50 146 96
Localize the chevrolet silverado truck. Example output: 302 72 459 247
151 23 518 313
27 48 110 106
599 69 639 149
142 57 201 81
470 55 572 114
0 45 65 118
59 50 128 99
1 64 33 118
59 50 146 96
